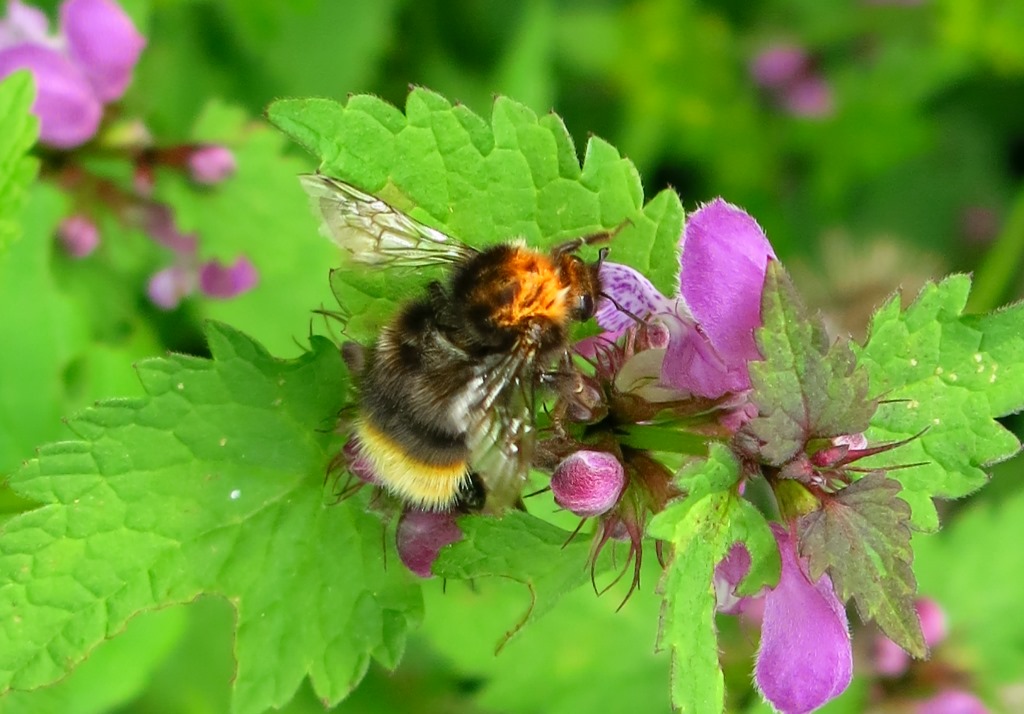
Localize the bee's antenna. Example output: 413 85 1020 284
553 218 633 257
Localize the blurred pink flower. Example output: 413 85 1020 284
0 43 101 147
751 41 835 120
783 75 835 118
56 213 99 256
188 145 237 184
751 44 808 88
61 0 144 102
147 264 195 310
915 689 989 714
0 0 144 148
198 257 258 299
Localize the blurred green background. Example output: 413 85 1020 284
3 0 1024 712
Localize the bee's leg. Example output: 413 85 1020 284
341 341 366 375
453 471 487 513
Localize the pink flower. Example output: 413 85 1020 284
915 690 989 714
754 525 852 714
198 257 258 299
712 526 852 713
61 0 144 102
187 145 237 184
56 213 99 256
596 199 776 399
751 44 809 88
782 75 835 118
0 43 101 147
147 264 195 310
551 450 625 518
750 41 836 120
0 0 144 148
874 597 949 677
396 509 463 578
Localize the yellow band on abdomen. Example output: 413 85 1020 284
356 420 467 510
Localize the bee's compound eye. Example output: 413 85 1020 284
578 293 595 319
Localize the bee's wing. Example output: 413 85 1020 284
464 342 539 512
300 174 477 268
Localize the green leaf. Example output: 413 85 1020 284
0 608 186 714
647 446 778 714
915 467 1024 684
854 275 1024 530
0 323 421 714
418 564 671 714
0 185 88 477
0 71 39 252
742 262 876 466
267 90 683 342
433 510 611 651
798 473 925 657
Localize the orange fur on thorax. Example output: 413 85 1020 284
491 248 568 327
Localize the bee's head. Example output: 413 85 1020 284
557 247 608 322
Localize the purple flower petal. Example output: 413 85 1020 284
0 43 102 148
915 690 989 714
396 509 463 578
56 213 99 257
147 265 194 310
0 0 53 46
677 199 775 396
756 524 852 714
661 314 750 397
551 450 625 518
187 144 237 184
750 44 808 89
198 257 258 299
595 261 675 336
61 0 145 102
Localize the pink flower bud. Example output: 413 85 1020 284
396 509 463 578
198 257 258 299
551 450 625 518
187 145 237 184
0 43 102 148
56 213 99 257
61 0 145 102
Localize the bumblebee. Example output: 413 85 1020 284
302 174 612 513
